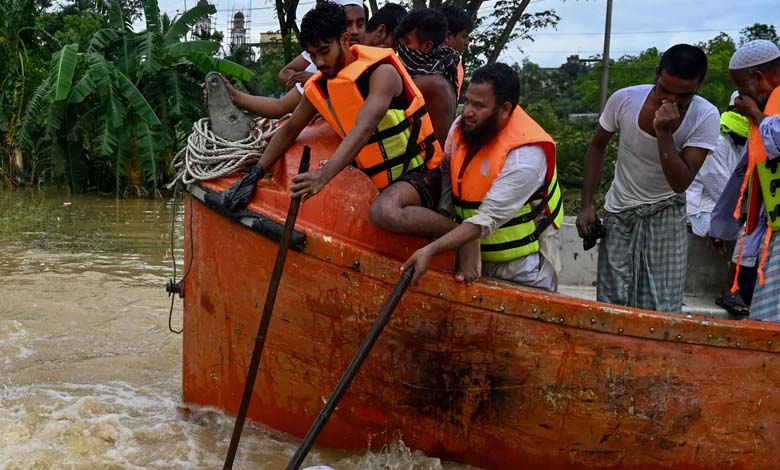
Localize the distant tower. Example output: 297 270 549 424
230 11 247 46
192 0 213 39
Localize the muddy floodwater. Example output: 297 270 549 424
0 189 470 470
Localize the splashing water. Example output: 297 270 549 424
0 190 474 470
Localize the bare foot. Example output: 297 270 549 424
455 239 482 285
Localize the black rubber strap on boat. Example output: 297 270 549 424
250 217 307 252
194 184 307 252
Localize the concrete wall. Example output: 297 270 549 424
558 216 734 296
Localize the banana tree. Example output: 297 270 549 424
0 0 56 185
16 0 254 195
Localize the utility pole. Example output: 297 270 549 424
598 0 613 113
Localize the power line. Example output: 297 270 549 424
533 27 745 37
518 50 644 54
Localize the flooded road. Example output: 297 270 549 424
0 189 469 470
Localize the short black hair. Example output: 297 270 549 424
470 63 520 109
394 8 447 47
438 4 473 35
659 44 708 82
299 1 346 49
366 3 407 33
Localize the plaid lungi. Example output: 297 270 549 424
749 231 780 321
597 194 687 312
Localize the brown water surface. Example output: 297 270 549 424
0 189 469 470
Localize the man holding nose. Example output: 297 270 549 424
575 44 720 312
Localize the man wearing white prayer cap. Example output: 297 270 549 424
723 39 780 322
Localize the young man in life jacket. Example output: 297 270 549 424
255 1 459 239
402 63 564 291
394 9 458 148
721 40 780 321
438 4 473 98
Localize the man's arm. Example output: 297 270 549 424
734 94 767 128
576 125 614 237
654 101 711 193
737 94 780 159
656 134 708 193
402 222 482 283
256 94 318 171
278 54 315 89
232 88 302 119
413 75 456 147
290 64 402 198
760 115 780 159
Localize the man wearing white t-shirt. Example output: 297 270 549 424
576 44 720 312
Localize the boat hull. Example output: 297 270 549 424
182 123 780 469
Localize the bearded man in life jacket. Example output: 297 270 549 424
403 63 564 291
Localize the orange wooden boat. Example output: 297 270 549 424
181 121 780 469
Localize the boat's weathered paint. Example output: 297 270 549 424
182 122 780 469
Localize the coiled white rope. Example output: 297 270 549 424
167 117 284 188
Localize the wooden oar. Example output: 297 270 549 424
223 146 311 469
286 267 415 470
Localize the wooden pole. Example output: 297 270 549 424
286 268 415 470
223 147 311 469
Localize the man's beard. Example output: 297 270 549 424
321 47 346 79
459 109 501 153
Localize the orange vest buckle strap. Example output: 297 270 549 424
362 134 437 177
304 45 443 189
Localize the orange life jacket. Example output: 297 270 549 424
450 106 563 262
457 62 465 99
304 45 443 189
733 86 780 288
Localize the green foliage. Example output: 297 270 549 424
13 0 249 195
697 33 736 110
49 43 79 101
463 6 560 75
163 0 217 45
188 54 256 81
55 11 103 49
739 23 779 46
165 40 220 58
0 0 55 186
517 29 760 213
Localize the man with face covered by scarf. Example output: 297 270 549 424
394 9 459 148
402 63 564 290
